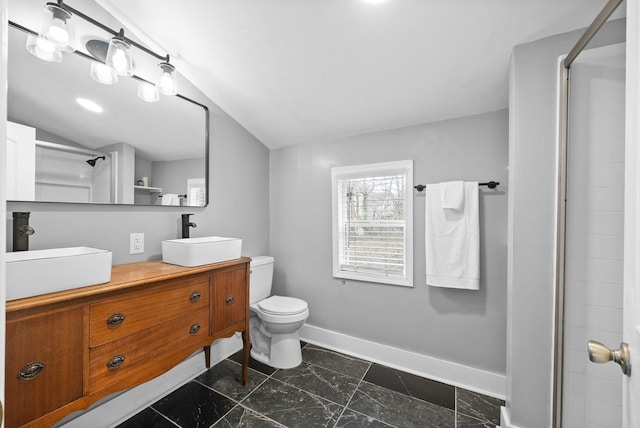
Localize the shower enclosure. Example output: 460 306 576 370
549 0 640 426
34 141 116 204
560 42 626 428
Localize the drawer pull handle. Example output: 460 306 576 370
107 354 126 370
107 313 126 329
18 361 45 380
190 323 201 335
190 291 201 302
226 295 235 304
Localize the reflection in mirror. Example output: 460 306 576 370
6 12 209 207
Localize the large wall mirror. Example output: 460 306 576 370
6 1 209 207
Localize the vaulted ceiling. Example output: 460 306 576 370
96 1 625 149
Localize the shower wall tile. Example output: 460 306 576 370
565 280 623 309
565 372 622 406
584 398 622 428
564 326 622 352
564 348 623 380
564 303 622 332
566 257 623 284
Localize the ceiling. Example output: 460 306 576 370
93 0 626 149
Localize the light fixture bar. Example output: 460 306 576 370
56 0 167 62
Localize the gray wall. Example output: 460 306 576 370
153 157 206 197
270 109 508 374
507 19 626 428
6 80 270 264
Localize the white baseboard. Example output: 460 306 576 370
500 406 520 428
57 335 243 428
300 323 506 399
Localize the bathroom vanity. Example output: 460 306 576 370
5 257 251 428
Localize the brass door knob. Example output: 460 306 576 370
587 340 631 376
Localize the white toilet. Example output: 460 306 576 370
249 256 309 369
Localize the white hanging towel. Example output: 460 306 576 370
425 181 480 290
161 194 180 206
439 181 465 210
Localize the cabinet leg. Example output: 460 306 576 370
241 330 250 386
204 345 211 369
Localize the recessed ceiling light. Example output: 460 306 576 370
76 97 103 113
362 0 388 4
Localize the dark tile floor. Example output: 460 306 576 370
116 343 504 428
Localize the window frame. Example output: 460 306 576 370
331 160 413 287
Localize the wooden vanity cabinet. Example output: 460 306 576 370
5 258 251 428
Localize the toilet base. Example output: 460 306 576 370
250 330 303 369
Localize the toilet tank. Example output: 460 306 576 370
250 256 274 304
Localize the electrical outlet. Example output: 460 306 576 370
130 233 144 254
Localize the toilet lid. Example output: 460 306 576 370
258 296 308 315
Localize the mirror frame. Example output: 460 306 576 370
7 21 210 207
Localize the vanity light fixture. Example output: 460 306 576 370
22 0 179 102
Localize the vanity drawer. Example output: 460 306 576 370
88 308 210 394
89 274 209 347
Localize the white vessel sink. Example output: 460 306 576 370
162 236 242 267
6 247 112 301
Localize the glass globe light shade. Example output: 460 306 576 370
106 37 134 76
137 81 160 102
26 33 62 62
39 4 75 52
156 62 178 96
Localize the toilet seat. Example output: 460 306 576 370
258 296 308 316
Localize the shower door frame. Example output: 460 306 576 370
552 0 624 426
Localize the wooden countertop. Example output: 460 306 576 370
7 257 252 312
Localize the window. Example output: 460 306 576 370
331 160 413 286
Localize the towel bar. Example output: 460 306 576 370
414 181 499 192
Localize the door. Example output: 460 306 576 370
623 0 640 425
563 43 626 428
1 0 9 425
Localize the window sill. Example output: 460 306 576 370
334 271 413 287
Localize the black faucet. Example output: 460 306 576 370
13 212 35 252
181 213 197 238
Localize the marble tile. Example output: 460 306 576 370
228 350 278 376
212 405 286 427
301 345 371 379
363 363 455 409
196 359 268 401
334 409 395 427
456 388 504 426
457 413 497 428
273 361 360 405
151 381 236 428
241 378 344 427
115 407 178 428
348 381 455 428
